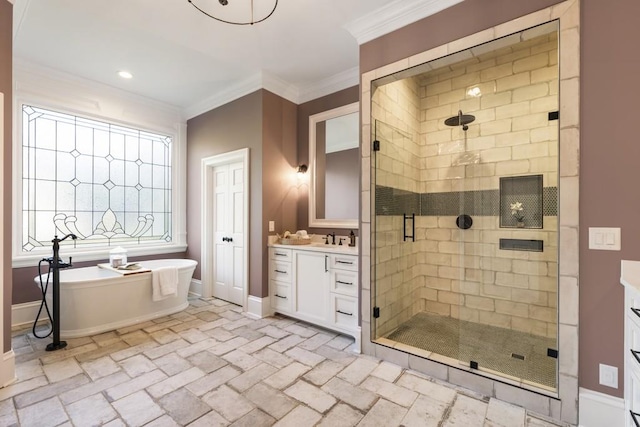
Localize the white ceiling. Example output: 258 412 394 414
12 0 462 118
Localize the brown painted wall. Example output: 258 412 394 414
1 0 12 352
186 90 297 298
361 0 640 398
186 91 263 296
297 86 360 236
262 90 298 296
579 0 640 398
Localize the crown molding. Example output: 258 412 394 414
183 71 304 120
183 74 263 120
261 71 300 105
297 66 360 104
184 66 361 119
344 0 464 45
6 0 15 4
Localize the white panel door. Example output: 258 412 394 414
212 161 245 305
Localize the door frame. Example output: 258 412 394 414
201 148 250 311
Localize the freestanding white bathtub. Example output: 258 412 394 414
36 259 198 338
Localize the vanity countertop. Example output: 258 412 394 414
621 260 640 292
269 242 358 255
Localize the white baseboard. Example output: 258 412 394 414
0 350 16 388
11 301 42 328
189 278 202 297
247 295 271 319
578 387 624 427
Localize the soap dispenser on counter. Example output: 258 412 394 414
348 230 356 247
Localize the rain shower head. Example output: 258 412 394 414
445 110 476 131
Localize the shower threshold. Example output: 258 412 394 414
382 312 557 390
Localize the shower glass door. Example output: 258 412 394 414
370 21 559 392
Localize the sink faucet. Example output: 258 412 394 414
326 232 336 245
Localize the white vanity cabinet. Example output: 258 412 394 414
621 260 640 426
294 251 329 324
269 244 360 352
269 248 292 312
329 254 358 331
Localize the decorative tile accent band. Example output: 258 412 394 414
375 185 558 217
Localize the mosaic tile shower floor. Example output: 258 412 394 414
385 312 557 389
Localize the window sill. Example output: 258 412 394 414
12 243 188 269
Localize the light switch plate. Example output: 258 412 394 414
268 221 275 232
599 363 618 388
588 227 621 251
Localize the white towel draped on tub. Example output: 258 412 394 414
152 267 179 301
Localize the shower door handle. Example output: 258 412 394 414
403 213 415 242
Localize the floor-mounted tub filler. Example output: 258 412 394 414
34 258 197 338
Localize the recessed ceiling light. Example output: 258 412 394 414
118 71 133 79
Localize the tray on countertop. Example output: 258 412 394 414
278 238 312 245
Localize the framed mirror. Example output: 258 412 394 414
309 102 359 229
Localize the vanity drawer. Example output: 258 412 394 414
629 366 640 425
270 247 292 261
271 281 291 312
270 260 292 283
331 269 358 296
628 316 640 369
330 294 358 329
330 254 358 272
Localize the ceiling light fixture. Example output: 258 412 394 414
118 71 133 79
187 0 278 26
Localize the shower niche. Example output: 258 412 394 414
370 21 560 393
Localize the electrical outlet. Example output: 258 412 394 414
599 363 618 388
268 221 275 232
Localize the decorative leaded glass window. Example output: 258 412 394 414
21 105 172 252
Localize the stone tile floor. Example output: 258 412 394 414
1 298 569 426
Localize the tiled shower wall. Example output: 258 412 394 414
373 33 559 339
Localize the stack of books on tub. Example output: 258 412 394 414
97 262 151 275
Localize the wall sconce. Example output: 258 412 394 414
297 164 308 175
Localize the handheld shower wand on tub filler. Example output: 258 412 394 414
46 233 76 352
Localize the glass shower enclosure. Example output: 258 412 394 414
370 22 560 392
